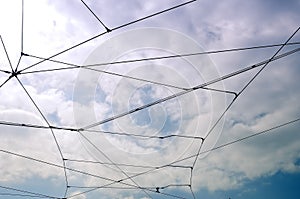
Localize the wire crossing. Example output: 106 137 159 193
0 0 299 198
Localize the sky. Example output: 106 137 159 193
0 0 300 199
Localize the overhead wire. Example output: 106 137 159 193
0 47 298 130
0 193 50 198
189 26 300 196
1 116 298 198
77 131 154 199
64 159 158 169
0 47 298 199
80 0 110 32
82 47 300 130
77 117 300 198
1 0 299 198
0 35 14 72
0 75 13 89
21 0 24 53
0 120 203 140
0 69 11 74
169 117 300 166
0 148 167 196
18 42 300 75
14 76 70 198
18 0 198 73
0 185 58 199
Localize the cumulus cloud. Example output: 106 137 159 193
0 0 299 198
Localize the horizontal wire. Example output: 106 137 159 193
0 193 49 198
166 117 300 167
72 116 300 196
82 47 300 130
65 159 157 169
0 69 11 74
0 185 57 199
83 41 300 68
2 0 298 198
0 48 298 133
77 131 153 199
19 0 198 73
68 184 190 198
0 117 299 198
19 54 238 95
0 149 151 190
84 128 204 140
19 42 300 75
68 184 189 190
189 26 300 197
0 120 203 140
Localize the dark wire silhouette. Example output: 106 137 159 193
77 131 154 199
0 35 14 71
80 0 111 32
1 0 299 198
0 1 200 198
18 0 198 73
0 193 49 198
81 47 300 130
21 0 24 52
189 26 300 196
1 117 299 198
14 0 24 72
0 48 297 133
0 185 57 199
18 42 300 75
14 76 70 198
1 46 299 198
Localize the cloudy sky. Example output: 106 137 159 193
0 0 299 199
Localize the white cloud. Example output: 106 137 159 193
0 0 299 198
0 109 63 182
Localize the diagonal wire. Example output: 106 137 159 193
83 42 300 68
0 185 57 199
0 193 49 198
77 131 153 199
80 0 110 31
82 47 300 130
0 148 185 199
0 149 159 195
0 76 13 89
0 48 297 134
0 35 14 72
19 42 300 75
189 26 300 195
0 193 48 198
15 54 23 72
84 128 204 139
65 159 157 169
63 115 300 198
14 76 69 198
171 117 300 166
0 69 11 74
1 117 299 198
0 47 298 198
18 54 238 94
68 184 187 199
0 120 204 140
18 0 197 73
